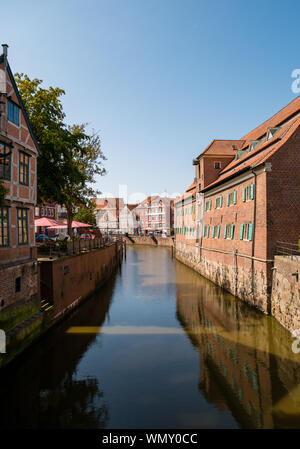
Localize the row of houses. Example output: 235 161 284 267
93 196 175 234
174 95 300 313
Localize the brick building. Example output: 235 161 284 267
0 45 40 311
175 96 300 313
134 196 174 235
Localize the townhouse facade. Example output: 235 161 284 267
0 45 40 310
94 198 124 232
175 96 300 314
134 196 174 234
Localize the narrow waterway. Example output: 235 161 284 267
0 246 300 429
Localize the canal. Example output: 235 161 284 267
0 246 300 429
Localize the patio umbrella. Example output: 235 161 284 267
47 221 92 229
34 217 60 227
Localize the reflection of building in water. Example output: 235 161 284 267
0 277 116 429
175 261 300 429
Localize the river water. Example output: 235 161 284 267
1 246 300 429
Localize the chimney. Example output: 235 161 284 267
2 44 8 60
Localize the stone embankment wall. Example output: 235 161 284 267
123 236 174 247
175 240 270 313
271 256 300 334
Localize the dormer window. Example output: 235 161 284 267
266 127 281 141
249 140 260 152
214 161 221 169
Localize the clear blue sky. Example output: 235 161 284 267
2 0 300 201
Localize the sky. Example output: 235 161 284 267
2 0 300 203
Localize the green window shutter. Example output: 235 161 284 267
220 196 223 207
215 198 217 209
233 190 237 204
227 194 230 206
224 224 227 239
209 200 212 210
250 184 254 200
204 202 207 211
230 224 235 239
217 224 220 238
203 225 206 237
240 224 244 240
207 225 210 238
248 223 253 241
242 188 246 202
212 226 215 238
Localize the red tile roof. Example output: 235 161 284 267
198 96 300 192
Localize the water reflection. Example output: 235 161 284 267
175 261 300 428
0 277 116 429
1 247 300 428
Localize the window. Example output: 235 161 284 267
15 277 21 293
214 195 223 209
242 184 254 202
266 127 281 141
212 224 221 239
0 143 11 181
224 223 235 239
205 199 212 211
249 140 260 152
203 225 210 238
226 190 237 206
7 100 20 126
19 152 30 185
17 208 28 245
240 223 253 241
214 161 221 169
0 207 9 247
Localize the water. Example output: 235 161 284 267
0 246 300 429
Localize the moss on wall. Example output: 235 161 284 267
0 300 39 332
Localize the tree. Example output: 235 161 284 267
59 124 106 236
14 73 72 203
15 74 106 236
74 203 97 227
0 181 7 206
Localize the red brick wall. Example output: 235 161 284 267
267 127 300 257
39 243 122 319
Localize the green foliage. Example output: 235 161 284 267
74 202 97 226
0 181 8 206
15 74 106 236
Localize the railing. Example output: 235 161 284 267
275 241 300 257
37 235 123 259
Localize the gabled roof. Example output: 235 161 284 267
0 54 40 154
198 96 300 192
197 139 244 158
202 116 300 192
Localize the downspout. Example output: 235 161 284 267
250 168 257 297
1 44 8 135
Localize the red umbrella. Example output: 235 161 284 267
71 221 92 228
47 221 91 229
35 217 60 227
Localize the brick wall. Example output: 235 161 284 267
0 259 39 311
39 242 123 320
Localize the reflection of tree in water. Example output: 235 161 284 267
39 372 108 429
0 275 116 429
